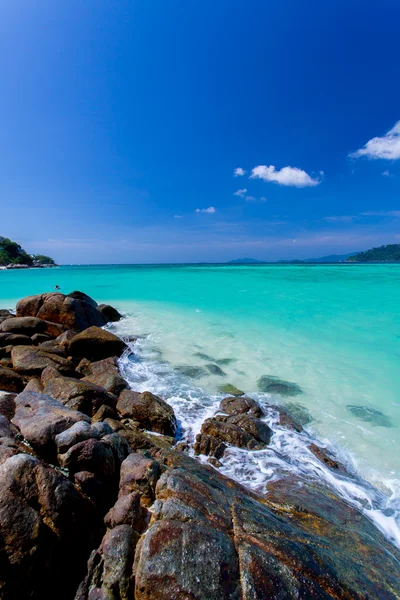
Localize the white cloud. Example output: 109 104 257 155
233 167 246 177
323 215 355 223
260 197 267 202
361 210 400 217
233 188 247 197
245 195 256 202
382 170 390 176
196 207 216 214
250 165 322 187
349 120 400 160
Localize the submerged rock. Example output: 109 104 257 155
175 364 208 379
257 374 303 396
218 383 245 396
193 351 215 361
347 404 393 427
205 363 226 376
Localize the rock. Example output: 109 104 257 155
268 403 304 432
0 309 14 324
0 453 98 600
92 404 119 422
194 433 226 458
205 363 226 376
0 316 63 338
11 345 76 376
0 391 16 419
76 525 138 600
68 326 127 361
220 395 264 417
0 332 32 347
347 404 393 427
201 418 263 450
24 378 44 393
119 452 161 506
257 374 303 396
104 419 155 453
97 304 122 322
218 383 245 396
134 520 241 600
308 443 348 473
59 437 116 479
0 366 25 393
81 356 128 395
38 340 66 356
56 421 98 454
217 413 272 445
175 364 208 379
104 492 148 532
16 292 107 332
44 375 117 416
117 390 177 436
56 328 76 347
31 333 52 345
12 391 90 460
67 291 98 307
41 364 64 385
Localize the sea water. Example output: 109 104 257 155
1 263 399 547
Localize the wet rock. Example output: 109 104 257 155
43 375 117 416
268 403 303 431
193 351 215 361
104 419 155 453
68 326 127 361
308 443 349 474
220 395 264 417
257 374 303 396
284 402 313 427
201 418 263 450
76 525 138 600
175 364 208 379
205 363 226 376
194 433 227 459
218 383 245 396
12 391 90 460
81 356 128 395
11 345 76 376
218 413 272 445
0 332 32 347
208 457 222 468
347 404 393 427
216 357 236 366
0 316 63 338
16 292 107 332
117 390 177 436
0 453 97 600
104 491 148 532
119 452 161 506
97 303 123 323
0 366 25 393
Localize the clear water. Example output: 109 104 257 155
1 264 399 546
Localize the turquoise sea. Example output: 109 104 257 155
1 263 399 546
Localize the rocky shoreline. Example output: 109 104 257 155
0 290 399 599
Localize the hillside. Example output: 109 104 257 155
0 237 55 267
346 244 400 263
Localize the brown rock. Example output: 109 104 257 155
0 316 63 338
119 452 161 505
59 437 116 478
104 491 148 532
0 391 16 419
194 433 226 459
0 366 25 393
43 375 117 416
97 303 122 322
23 378 44 393
12 391 90 460
31 333 52 345
219 413 272 445
82 356 128 395
220 395 264 418
117 390 177 436
92 404 119 422
68 326 127 361
11 345 76 376
201 418 263 450
0 332 32 347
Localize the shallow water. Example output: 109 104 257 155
1 263 400 546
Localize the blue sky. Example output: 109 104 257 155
1 0 399 263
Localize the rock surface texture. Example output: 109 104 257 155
0 291 398 600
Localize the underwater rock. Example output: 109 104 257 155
205 363 226 376
175 364 208 379
347 405 393 427
218 383 245 396
257 374 303 396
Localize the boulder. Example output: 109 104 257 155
117 390 177 436
81 356 128 395
200 418 263 450
11 345 76 376
0 366 25 393
55 421 112 454
217 413 272 445
103 419 155 453
68 326 127 361
104 492 148 532
220 395 264 418
194 433 227 459
24 378 44 393
0 332 32 347
92 404 119 422
0 316 63 338
43 376 117 416
0 453 98 600
0 391 16 419
67 291 98 306
59 437 116 479
217 383 245 396
97 303 122 322
16 292 107 332
205 363 226 376
12 391 90 460
31 333 52 345
0 309 14 324
119 452 161 506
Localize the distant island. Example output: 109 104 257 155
0 236 56 269
346 244 400 263
228 252 358 265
